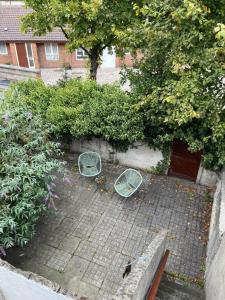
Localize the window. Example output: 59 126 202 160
76 48 88 60
25 43 35 68
0 42 7 55
45 43 59 60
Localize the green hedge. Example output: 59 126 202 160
6 79 53 115
7 78 224 170
6 79 145 149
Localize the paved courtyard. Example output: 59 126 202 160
41 67 130 90
7 157 210 299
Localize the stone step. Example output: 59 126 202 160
156 276 205 300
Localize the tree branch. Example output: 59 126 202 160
60 27 91 57
100 45 108 52
80 46 91 57
60 26 69 39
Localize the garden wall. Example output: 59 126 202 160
205 169 225 300
0 64 41 81
0 259 74 300
196 165 218 187
113 230 167 300
71 138 164 170
70 137 217 187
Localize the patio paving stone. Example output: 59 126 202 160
6 158 210 299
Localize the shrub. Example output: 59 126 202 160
47 79 144 149
0 104 63 253
7 79 144 150
5 79 53 116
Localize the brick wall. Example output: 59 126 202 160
37 43 139 69
0 43 13 65
0 42 141 69
9 43 19 65
31 43 40 69
116 51 143 68
37 43 86 68
116 55 133 68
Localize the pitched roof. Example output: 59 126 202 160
0 6 67 42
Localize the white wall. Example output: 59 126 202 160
71 137 218 187
0 267 72 300
205 170 225 300
206 238 225 300
101 47 116 68
71 138 164 171
196 165 218 187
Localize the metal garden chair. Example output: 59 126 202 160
78 151 101 177
114 168 143 197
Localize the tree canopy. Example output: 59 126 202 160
124 0 225 170
21 0 143 79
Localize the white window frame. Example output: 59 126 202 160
45 43 59 61
0 42 8 55
76 48 88 60
25 43 35 68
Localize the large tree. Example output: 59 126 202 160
124 0 225 170
21 0 143 80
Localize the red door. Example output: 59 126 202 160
168 140 202 181
16 43 29 68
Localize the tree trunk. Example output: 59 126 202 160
89 51 99 81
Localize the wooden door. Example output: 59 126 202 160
168 140 202 181
16 43 28 67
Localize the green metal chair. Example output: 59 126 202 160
114 168 143 197
78 151 101 177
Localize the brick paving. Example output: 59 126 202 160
7 158 209 299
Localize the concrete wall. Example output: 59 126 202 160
71 137 217 187
71 138 164 171
0 259 74 300
196 165 218 187
205 170 225 300
114 230 167 300
0 64 40 81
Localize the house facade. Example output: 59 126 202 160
0 6 134 69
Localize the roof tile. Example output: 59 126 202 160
0 6 67 42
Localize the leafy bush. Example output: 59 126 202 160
7 79 144 150
47 79 144 148
0 104 63 253
5 79 53 116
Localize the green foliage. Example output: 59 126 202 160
47 79 144 148
5 79 53 116
0 101 63 251
149 145 171 175
125 0 225 170
21 0 144 78
7 79 144 150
